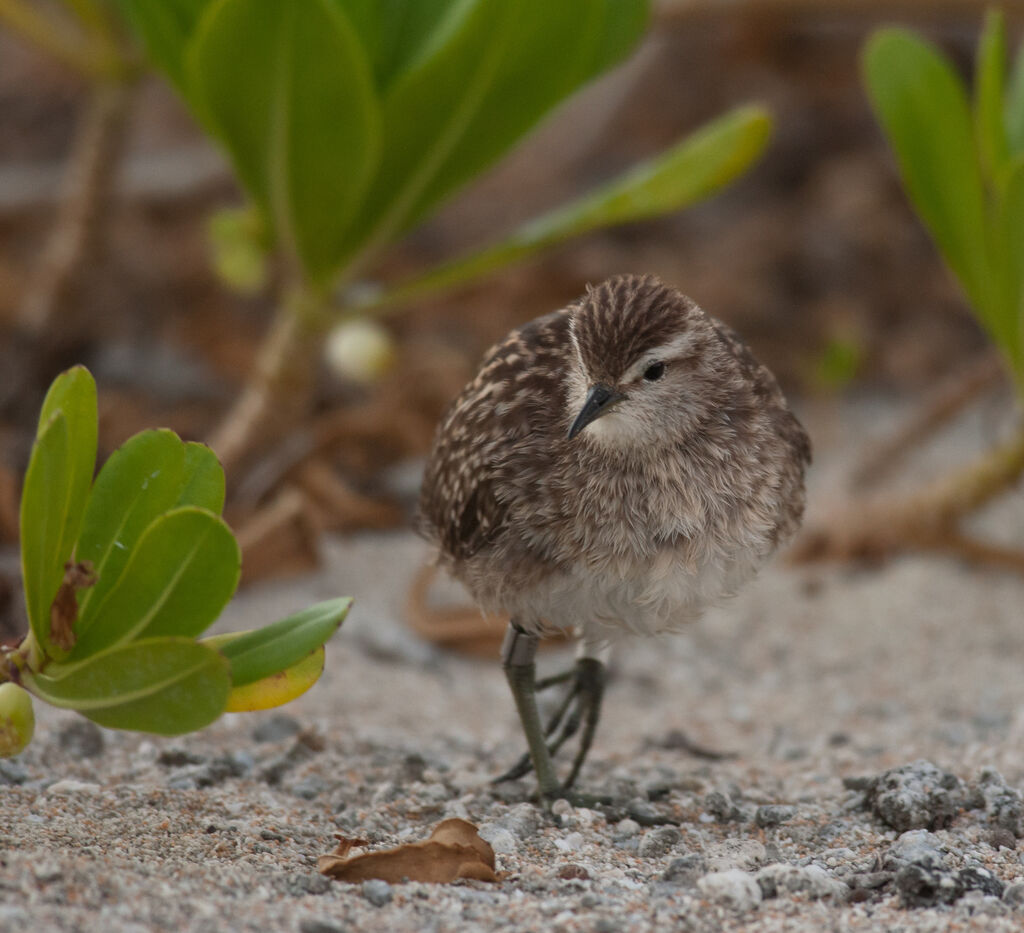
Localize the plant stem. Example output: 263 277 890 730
0 0 125 78
18 77 135 336
791 421 1024 566
208 288 328 476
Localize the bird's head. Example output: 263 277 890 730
565 274 733 448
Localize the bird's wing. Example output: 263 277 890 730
417 310 572 561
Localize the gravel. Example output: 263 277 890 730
2 399 1024 931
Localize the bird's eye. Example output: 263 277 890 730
643 362 665 382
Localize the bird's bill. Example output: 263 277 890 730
567 383 625 440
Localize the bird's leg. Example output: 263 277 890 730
496 625 609 794
500 621 562 798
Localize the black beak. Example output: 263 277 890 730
567 383 625 440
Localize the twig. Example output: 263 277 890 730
791 424 1024 568
850 351 1005 491
207 293 325 475
17 78 134 336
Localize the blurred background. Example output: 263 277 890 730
0 0 1021 646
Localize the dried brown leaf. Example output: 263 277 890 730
49 561 96 651
318 818 499 884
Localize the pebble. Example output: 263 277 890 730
697 870 763 912
361 879 393 907
46 778 101 795
299 919 348 933
977 769 1024 837
865 760 965 832
614 818 640 838
661 853 706 885
638 826 682 858
885 829 947 869
478 824 517 855
895 863 964 908
56 719 104 758
252 714 302 743
1003 882 1024 909
755 804 797 827
756 863 849 900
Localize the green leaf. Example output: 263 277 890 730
336 0 472 93
188 0 381 285
361 106 771 311
114 0 211 95
69 507 240 660
25 638 230 735
177 442 225 514
976 8 1011 186
223 646 324 712
996 156 1024 375
863 29 996 336
74 430 187 634
37 365 98 565
203 597 351 687
350 0 649 253
1006 38 1024 154
19 413 70 659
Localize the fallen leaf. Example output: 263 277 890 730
49 561 96 651
318 818 499 884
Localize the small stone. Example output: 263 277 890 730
697 870 763 912
33 861 63 884
956 891 1009 918
291 776 327 800
755 805 797 828
958 866 1005 898
501 803 543 839
988 828 1017 850
478 825 517 855
704 789 747 823
157 747 205 767
554 831 584 853
0 759 28 785
638 826 682 858
1003 882 1024 909
661 853 706 885
755 863 848 901
46 778 100 795
550 798 573 818
614 818 641 838
557 864 590 880
300 919 348 933
361 879 393 907
895 863 964 908
57 719 104 758
885 829 947 870
866 760 965 832
977 769 1024 837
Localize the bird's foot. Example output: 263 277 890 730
494 656 605 789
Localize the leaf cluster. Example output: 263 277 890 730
6 367 349 747
115 0 772 306
864 10 1024 391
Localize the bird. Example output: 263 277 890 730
417 273 810 802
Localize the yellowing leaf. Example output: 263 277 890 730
222 646 324 712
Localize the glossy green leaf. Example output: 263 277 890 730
70 507 240 659
863 29 995 333
997 156 1024 375
224 646 324 712
204 597 350 687
37 365 97 584
976 9 1011 185
177 442 225 514
20 413 71 660
25 638 230 735
351 0 649 252
361 106 770 312
114 0 211 96
1006 39 1024 154
74 430 186 634
188 0 381 284
336 0 472 93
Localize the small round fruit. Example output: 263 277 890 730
0 682 35 757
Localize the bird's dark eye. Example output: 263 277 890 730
643 362 665 382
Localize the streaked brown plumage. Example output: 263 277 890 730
417 273 810 799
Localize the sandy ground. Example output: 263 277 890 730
3 396 1024 932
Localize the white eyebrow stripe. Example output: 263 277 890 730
621 332 694 382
